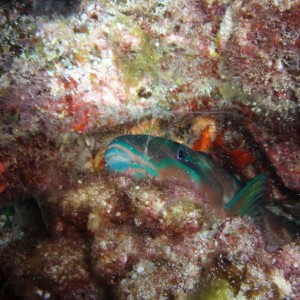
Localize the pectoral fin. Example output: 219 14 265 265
224 174 268 217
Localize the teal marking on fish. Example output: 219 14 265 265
105 134 267 219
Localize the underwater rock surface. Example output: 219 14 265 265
2 175 300 299
0 0 299 299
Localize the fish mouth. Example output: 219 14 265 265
105 137 160 178
104 146 133 172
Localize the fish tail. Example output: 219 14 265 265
224 174 268 217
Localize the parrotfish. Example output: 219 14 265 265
105 134 267 219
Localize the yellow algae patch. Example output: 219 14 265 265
190 279 233 300
109 14 161 101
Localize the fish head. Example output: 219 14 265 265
105 135 157 178
104 134 202 183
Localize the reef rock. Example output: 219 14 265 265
0 0 299 299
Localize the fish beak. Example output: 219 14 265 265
104 146 132 172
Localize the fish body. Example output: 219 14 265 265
105 135 267 219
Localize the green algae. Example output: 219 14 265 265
190 254 282 300
165 201 205 231
189 255 246 300
190 279 233 300
109 14 162 99
120 34 160 85
218 84 250 103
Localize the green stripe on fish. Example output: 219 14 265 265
105 135 267 219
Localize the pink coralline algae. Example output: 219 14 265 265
275 243 300 296
1 235 103 299
0 113 299 298
0 0 300 299
1 0 299 137
244 118 300 192
218 0 300 117
2 175 300 299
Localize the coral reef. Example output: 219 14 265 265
2 175 300 299
1 235 103 299
219 0 300 118
0 0 299 133
0 0 299 299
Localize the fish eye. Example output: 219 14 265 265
177 148 185 160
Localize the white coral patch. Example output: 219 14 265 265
219 5 234 43
271 269 292 296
